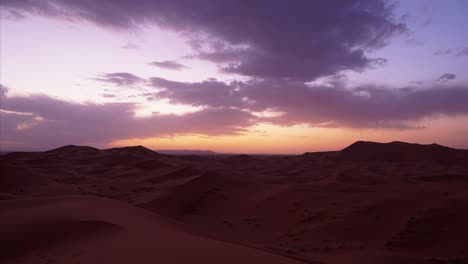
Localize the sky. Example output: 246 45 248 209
0 0 467 153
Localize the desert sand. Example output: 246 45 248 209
1 141 468 264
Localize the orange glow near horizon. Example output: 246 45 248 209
110 124 346 154
109 116 468 154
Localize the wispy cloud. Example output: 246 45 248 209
0 84 8 97
121 43 140 50
437 73 456 82
458 47 468 56
434 49 453 56
149 60 189 70
92 72 144 86
405 38 424 47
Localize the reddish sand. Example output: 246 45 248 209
1 141 468 264
0 196 306 264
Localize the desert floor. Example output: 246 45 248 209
1 141 468 264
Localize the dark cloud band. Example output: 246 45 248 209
1 0 406 81
1 94 254 150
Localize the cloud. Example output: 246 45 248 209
92 72 144 86
121 43 140 50
149 76 468 128
1 0 406 81
434 49 453 56
149 77 242 108
0 84 8 97
434 47 468 57
150 60 189 70
101 93 118 98
0 93 255 150
458 47 468 56
405 38 424 47
437 73 456 82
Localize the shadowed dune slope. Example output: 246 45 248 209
0 195 309 264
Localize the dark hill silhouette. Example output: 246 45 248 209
340 141 468 164
44 145 159 158
103 145 159 157
46 145 100 155
224 154 254 162
97 146 165 169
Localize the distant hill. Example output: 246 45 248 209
104 145 160 157
340 141 468 164
46 145 100 155
156 150 218 155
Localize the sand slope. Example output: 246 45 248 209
0 195 308 264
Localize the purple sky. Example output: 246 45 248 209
1 0 467 153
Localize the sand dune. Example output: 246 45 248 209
0 195 307 264
1 141 468 263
